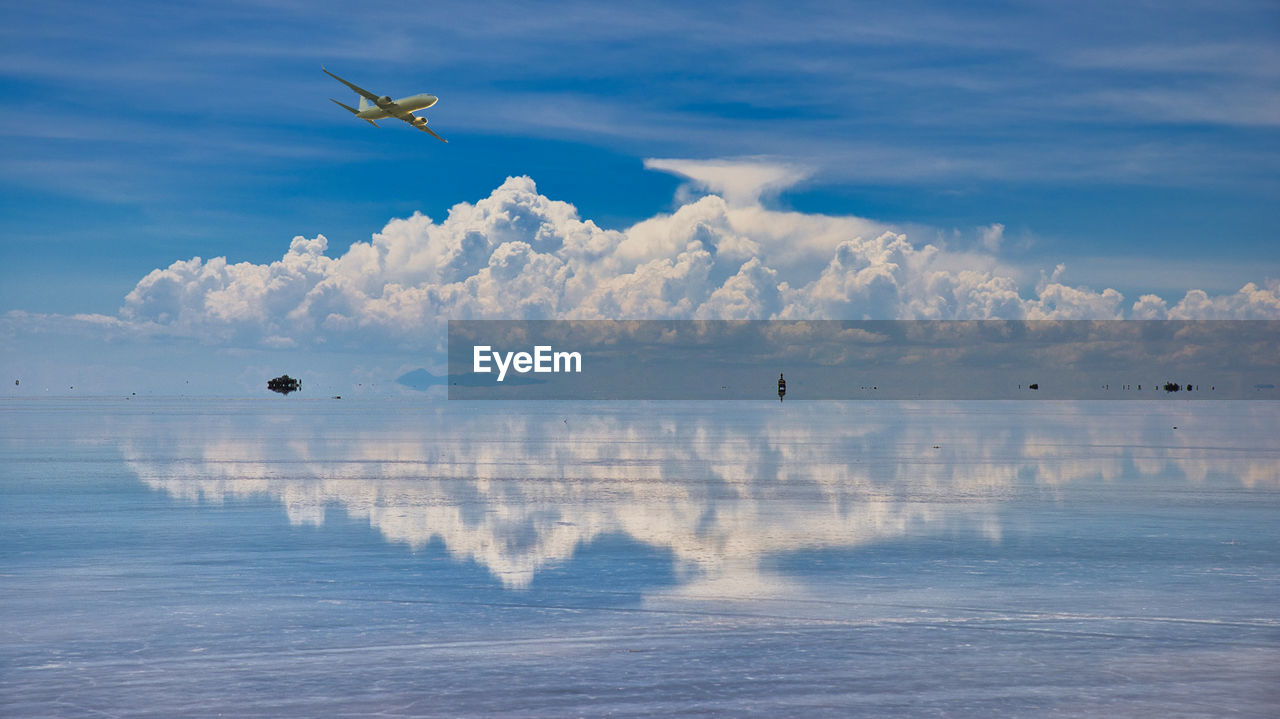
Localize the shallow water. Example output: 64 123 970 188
3 399 1278 717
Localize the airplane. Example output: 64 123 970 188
323 67 447 143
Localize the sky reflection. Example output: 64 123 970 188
121 401 1279 592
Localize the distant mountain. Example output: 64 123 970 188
395 368 446 391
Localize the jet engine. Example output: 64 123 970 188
376 95 392 105
411 116 429 126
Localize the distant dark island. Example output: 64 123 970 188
395 368 446 391
267 375 301 395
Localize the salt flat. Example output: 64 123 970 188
2 399 1277 717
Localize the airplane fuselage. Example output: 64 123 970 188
323 67 448 142
358 93 438 120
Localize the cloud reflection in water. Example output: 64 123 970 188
122 402 1278 593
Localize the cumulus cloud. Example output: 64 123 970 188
106 159 1280 350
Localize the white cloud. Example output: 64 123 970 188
979 222 1005 252
1167 281 1280 319
644 157 812 206
1130 294 1169 319
99 162 1280 350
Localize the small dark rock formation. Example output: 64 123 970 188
268 375 302 395
1163 382 1181 393
1028 383 1039 390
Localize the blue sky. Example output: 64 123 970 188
2 0 1278 393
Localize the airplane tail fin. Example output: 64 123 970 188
358 96 372 112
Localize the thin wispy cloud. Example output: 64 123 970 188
6 1 1277 193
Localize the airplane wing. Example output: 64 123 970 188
413 123 448 143
322 67 381 103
